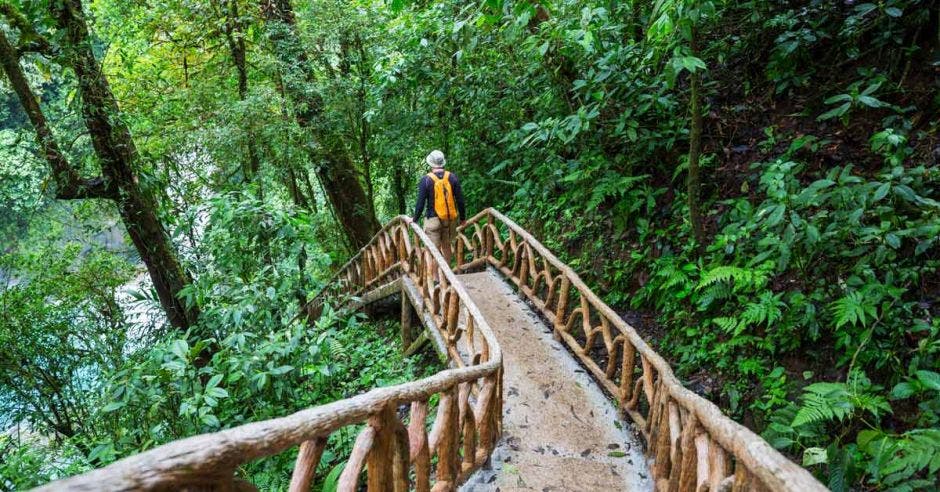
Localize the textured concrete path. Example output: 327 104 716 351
457 270 652 492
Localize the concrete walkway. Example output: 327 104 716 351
457 270 652 492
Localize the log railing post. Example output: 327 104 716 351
288 436 327 492
667 402 683 490
367 405 398 492
396 227 407 267
620 340 636 405
484 214 494 259
401 293 415 348
338 426 376 492
653 395 672 483
363 251 372 284
431 387 459 491
446 290 459 346
455 232 465 269
694 433 710 492
579 295 592 351
518 245 529 290
392 415 410 492
408 400 431 492
458 383 477 475
708 444 731 491
677 414 699 492
554 277 570 340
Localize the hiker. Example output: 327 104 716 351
405 150 466 263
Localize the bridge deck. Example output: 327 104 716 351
457 270 652 491
35 212 823 491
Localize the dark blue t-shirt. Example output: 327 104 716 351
413 170 466 222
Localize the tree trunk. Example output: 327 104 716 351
301 170 319 214
354 34 377 222
393 164 406 215
52 0 199 330
932 1 940 60
286 165 310 209
221 0 262 186
258 0 379 249
687 26 705 249
632 0 644 42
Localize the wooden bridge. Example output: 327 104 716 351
38 209 826 491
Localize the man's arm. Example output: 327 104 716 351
412 176 428 222
451 173 466 222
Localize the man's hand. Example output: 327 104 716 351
404 217 414 225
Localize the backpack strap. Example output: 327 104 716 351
426 172 443 182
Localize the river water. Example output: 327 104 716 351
2 149 216 335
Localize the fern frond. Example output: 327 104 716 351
853 392 890 417
327 338 350 361
697 266 748 289
712 317 740 333
792 378 890 429
696 265 768 292
742 291 786 326
697 283 733 309
657 261 691 292
792 383 853 427
743 301 769 325
829 291 877 328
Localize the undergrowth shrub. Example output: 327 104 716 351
626 134 939 489
0 191 440 488
0 306 433 488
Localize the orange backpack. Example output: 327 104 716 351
427 171 458 221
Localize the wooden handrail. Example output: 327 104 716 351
456 207 826 492
37 216 503 491
37 209 824 491
37 365 495 490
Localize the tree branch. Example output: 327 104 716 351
0 27 116 200
0 3 55 56
17 39 53 56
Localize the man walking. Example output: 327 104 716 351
405 150 466 263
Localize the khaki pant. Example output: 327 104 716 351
423 216 457 262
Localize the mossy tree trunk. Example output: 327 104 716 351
219 0 263 187
687 25 705 249
259 0 379 250
1 1 199 331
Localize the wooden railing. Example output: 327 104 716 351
455 208 826 492
39 209 824 492
37 218 503 492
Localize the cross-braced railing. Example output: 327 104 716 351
455 208 826 492
37 218 503 492
38 209 824 492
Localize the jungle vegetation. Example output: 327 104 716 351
1 0 938 490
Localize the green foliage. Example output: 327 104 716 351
0 189 433 488
0 240 133 430
818 74 893 124
857 428 940 490
764 371 940 491
755 0 933 94
0 232 134 485
630 131 936 488
791 379 890 428
0 128 43 233
93 305 428 467
829 291 878 329
182 191 334 334
2 0 939 490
